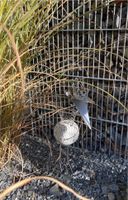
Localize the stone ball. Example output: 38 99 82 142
54 119 79 146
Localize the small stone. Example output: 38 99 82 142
37 195 43 200
85 176 90 181
49 184 61 197
62 174 72 184
101 186 108 194
109 184 119 192
28 191 33 197
108 192 115 200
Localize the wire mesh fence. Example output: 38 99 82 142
27 0 128 158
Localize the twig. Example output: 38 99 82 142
0 175 90 200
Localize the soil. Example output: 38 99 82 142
0 134 127 200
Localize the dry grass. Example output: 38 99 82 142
0 0 58 167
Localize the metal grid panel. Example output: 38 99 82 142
28 0 128 158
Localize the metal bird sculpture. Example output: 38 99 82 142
65 89 91 130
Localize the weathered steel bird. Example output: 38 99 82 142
65 90 91 130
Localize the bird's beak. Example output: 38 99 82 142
72 97 91 130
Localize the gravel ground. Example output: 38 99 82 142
0 134 127 200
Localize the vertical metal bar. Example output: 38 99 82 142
66 0 70 119
118 2 128 157
57 1 61 120
61 1 64 119
81 1 86 150
33 59 39 135
97 0 104 150
28 82 35 135
87 0 93 151
100 0 109 152
113 2 122 155
71 0 76 147
47 4 55 135
72 0 75 96
108 2 116 155
93 0 98 151
30 56 36 136
72 0 75 75
77 0 81 147
38 51 44 138
124 3 128 159
53 1 59 126
77 0 80 65
124 90 128 159
86 0 91 150
44 8 51 136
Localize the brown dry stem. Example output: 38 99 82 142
0 176 90 200
0 23 25 100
